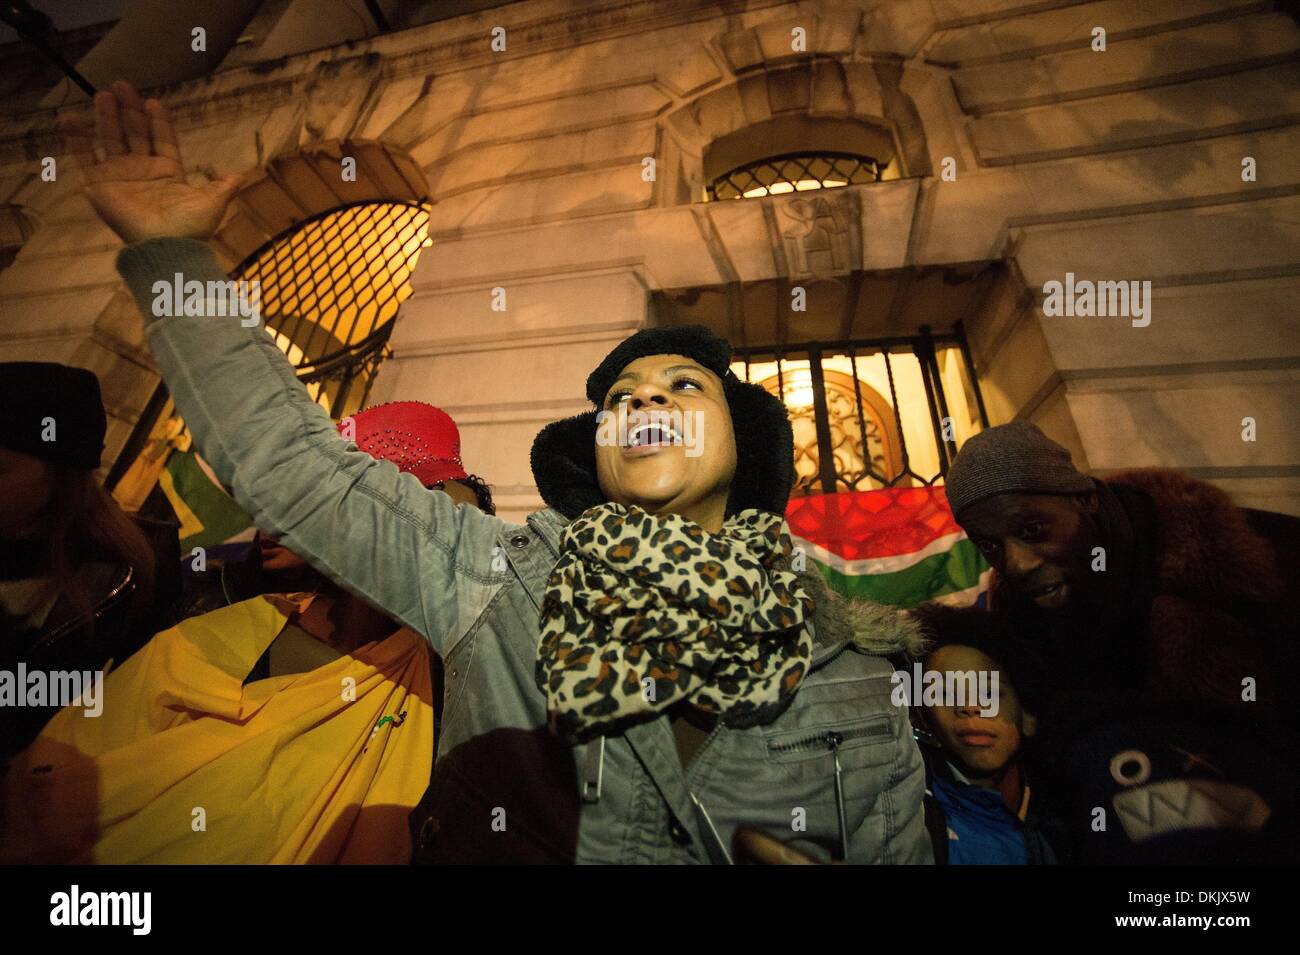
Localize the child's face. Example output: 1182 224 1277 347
925 645 1026 780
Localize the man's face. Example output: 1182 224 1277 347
594 353 736 533
926 645 1025 779
959 491 1103 611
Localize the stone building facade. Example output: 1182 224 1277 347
1 0 1296 523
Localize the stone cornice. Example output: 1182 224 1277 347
0 0 788 135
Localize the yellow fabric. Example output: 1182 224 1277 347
2 595 433 864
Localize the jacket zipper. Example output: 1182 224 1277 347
677 718 730 863
30 565 134 653
582 736 605 804
766 725 888 861
765 721 888 754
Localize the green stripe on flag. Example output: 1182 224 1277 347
812 537 986 608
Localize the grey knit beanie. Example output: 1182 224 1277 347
944 422 1094 519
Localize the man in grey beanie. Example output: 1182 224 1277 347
944 422 1101 613
941 421 1285 703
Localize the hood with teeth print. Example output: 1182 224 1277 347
530 325 794 519
1051 705 1296 864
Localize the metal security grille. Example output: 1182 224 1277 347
735 327 990 496
234 199 432 419
706 152 885 201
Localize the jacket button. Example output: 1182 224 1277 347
510 534 529 548
668 818 692 846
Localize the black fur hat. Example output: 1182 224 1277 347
530 325 794 519
0 362 106 470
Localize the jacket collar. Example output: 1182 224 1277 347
801 567 926 667
526 507 569 554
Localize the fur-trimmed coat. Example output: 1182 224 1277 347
801 566 928 659
1101 469 1289 709
917 468 1292 714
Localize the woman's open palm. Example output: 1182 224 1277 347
60 81 242 244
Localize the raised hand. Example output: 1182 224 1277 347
59 80 243 245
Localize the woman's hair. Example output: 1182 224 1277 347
44 465 158 630
456 474 496 515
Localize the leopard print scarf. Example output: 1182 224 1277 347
535 502 815 742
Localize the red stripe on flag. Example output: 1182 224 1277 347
785 487 962 560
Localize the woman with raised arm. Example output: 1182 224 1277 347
53 81 932 864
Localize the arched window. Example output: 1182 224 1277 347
732 334 987 495
108 199 431 514
235 199 432 419
701 115 897 203
707 152 885 201
755 366 902 496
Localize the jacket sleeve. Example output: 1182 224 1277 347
116 237 503 654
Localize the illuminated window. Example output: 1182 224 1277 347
235 199 432 419
706 152 885 201
733 336 985 494
759 366 903 496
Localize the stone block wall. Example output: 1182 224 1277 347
0 0 1294 521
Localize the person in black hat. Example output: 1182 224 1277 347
941 421 1290 724
0 362 178 761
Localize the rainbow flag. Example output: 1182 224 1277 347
786 487 989 609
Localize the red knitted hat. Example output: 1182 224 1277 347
338 401 468 488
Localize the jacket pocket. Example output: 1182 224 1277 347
764 716 893 764
759 696 904 789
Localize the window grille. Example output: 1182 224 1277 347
733 327 990 495
107 200 431 497
234 199 432 419
706 152 885 201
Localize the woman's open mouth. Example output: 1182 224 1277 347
622 423 682 457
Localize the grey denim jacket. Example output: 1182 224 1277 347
117 238 933 865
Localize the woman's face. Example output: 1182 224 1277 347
0 448 52 539
594 353 736 533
